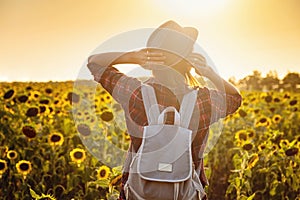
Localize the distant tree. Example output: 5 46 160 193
228 76 237 86
238 70 262 91
261 70 280 91
282 72 300 92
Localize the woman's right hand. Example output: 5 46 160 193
131 48 166 70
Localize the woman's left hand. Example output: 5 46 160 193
187 53 215 78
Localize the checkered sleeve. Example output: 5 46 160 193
196 87 242 127
87 63 141 108
208 88 242 123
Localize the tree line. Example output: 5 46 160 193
228 71 300 92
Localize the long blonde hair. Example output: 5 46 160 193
173 58 206 88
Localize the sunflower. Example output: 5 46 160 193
48 132 64 146
30 91 41 99
271 144 278 151
16 160 32 179
122 131 131 141
70 148 86 166
258 144 267 151
247 153 259 169
104 94 112 104
272 114 282 124
97 165 111 180
255 116 271 127
235 130 248 142
264 95 272 103
0 159 8 178
279 139 289 149
7 150 18 160
289 160 297 168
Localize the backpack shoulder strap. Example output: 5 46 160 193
179 89 198 128
141 84 160 125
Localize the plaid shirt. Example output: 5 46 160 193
88 63 242 200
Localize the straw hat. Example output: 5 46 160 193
147 20 198 66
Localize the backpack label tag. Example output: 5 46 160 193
158 163 173 172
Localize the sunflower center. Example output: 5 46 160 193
18 95 28 103
74 152 83 159
265 95 272 103
259 118 267 123
20 163 29 171
51 135 61 142
238 109 247 117
243 143 253 151
259 145 266 150
100 169 106 177
274 98 280 102
77 124 91 136
0 162 5 170
26 107 39 117
285 147 299 156
4 89 14 99
238 133 247 141
289 100 297 106
22 126 37 138
9 152 16 158
100 111 114 122
248 131 255 138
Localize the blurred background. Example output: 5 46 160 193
0 0 299 82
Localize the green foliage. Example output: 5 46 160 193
0 81 299 199
29 186 56 200
208 90 300 200
0 81 123 200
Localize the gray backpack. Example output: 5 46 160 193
124 84 206 200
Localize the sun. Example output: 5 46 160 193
155 0 228 17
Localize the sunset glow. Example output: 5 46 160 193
155 0 229 17
0 0 299 82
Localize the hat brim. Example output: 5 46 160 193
147 20 198 59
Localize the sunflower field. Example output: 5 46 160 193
0 80 299 200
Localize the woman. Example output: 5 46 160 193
87 20 242 199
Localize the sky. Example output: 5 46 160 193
0 0 299 82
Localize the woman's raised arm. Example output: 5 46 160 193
88 49 165 68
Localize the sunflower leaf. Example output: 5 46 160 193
246 193 255 200
112 165 122 176
29 187 41 199
95 179 110 188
